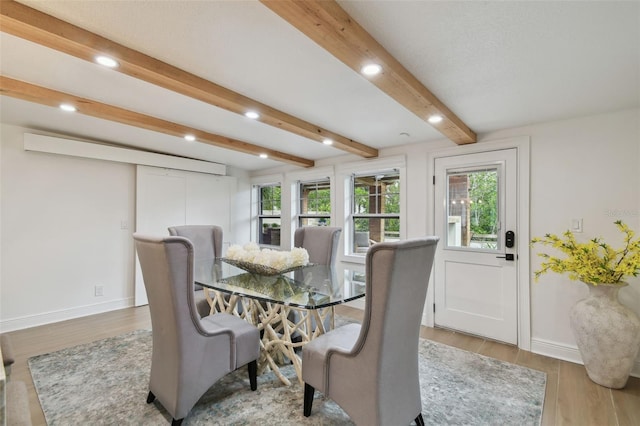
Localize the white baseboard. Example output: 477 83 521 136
0 298 134 333
531 337 640 379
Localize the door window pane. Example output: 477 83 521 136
447 168 499 250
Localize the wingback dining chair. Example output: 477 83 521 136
133 234 260 426
302 236 439 426
168 225 223 317
291 226 342 335
293 226 341 265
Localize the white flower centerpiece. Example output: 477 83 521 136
223 242 310 276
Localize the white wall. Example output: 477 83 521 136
486 108 640 363
251 108 640 369
2 108 638 369
1 124 136 330
0 124 251 331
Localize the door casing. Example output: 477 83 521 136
425 136 531 350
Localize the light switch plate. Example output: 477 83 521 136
571 218 583 233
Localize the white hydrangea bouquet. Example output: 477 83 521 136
223 242 310 275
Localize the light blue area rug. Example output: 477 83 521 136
29 329 546 425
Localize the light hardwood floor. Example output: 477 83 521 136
4 305 640 425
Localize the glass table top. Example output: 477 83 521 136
193 258 366 309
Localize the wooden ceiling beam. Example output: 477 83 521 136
0 76 315 168
261 0 477 145
0 0 377 158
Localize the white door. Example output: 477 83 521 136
134 168 187 306
433 148 518 344
134 166 235 306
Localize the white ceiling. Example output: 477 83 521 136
1 0 638 171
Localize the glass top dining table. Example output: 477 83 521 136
192 258 366 385
193 258 366 310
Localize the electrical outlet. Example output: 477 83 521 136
95 285 104 297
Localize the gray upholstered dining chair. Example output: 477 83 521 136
293 226 341 265
302 236 439 426
291 226 342 335
133 234 260 426
168 225 223 317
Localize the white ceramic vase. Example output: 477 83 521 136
569 283 640 389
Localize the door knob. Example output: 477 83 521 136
496 253 515 261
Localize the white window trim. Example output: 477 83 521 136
251 173 283 246
285 166 335 245
335 155 406 175
336 155 407 264
296 178 332 226
285 165 334 183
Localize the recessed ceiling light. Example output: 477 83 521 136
245 111 260 120
322 138 333 145
184 134 196 142
428 114 443 124
59 103 77 112
361 63 382 76
259 153 268 159
95 55 119 68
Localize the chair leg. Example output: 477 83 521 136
303 383 315 417
149 391 182 425
248 360 258 391
415 413 425 426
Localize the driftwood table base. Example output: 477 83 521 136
204 288 335 385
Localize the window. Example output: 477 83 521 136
298 179 331 227
258 184 281 246
351 170 400 254
446 167 499 250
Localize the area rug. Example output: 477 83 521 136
29 329 546 425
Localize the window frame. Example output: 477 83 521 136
256 182 282 247
349 169 401 256
445 165 501 252
297 178 332 228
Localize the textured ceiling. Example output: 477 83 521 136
1 0 638 171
